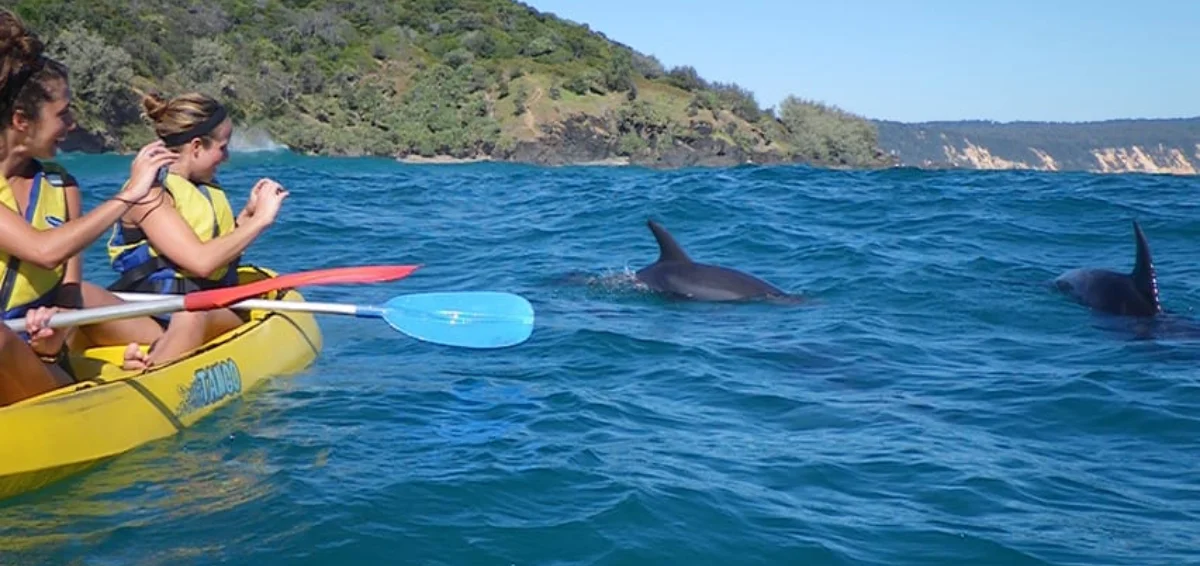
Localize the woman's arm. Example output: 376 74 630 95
128 188 271 278
0 197 134 270
0 142 176 271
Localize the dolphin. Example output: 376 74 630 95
633 219 801 302
1053 219 1161 317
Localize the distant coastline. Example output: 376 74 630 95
873 117 1200 176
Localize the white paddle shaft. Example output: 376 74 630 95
5 296 187 332
113 292 361 316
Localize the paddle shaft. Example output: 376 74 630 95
5 296 186 332
3 264 420 333
115 293 381 319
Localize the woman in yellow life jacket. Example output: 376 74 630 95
0 9 175 406
108 91 289 370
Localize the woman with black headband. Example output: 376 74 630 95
106 90 289 371
0 9 175 405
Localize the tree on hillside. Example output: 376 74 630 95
780 96 881 165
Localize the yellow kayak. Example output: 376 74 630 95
0 266 323 502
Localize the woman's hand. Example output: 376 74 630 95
24 306 65 358
245 178 289 227
241 182 261 218
117 141 177 204
240 178 271 218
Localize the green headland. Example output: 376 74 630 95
16 0 890 169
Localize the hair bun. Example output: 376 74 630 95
140 90 170 122
0 10 45 79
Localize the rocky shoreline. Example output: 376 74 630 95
496 116 789 168
391 114 894 169
62 113 893 170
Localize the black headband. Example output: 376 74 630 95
159 104 228 146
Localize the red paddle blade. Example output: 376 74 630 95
184 265 421 310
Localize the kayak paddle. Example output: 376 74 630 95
4 265 421 333
114 290 536 349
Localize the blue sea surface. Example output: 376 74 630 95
2 150 1199 565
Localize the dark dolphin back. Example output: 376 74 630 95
647 220 691 263
636 219 800 303
1130 220 1161 313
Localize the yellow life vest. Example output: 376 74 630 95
106 172 240 294
0 161 69 321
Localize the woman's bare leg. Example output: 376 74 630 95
67 281 165 350
0 326 72 406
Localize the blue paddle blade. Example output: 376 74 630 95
379 292 535 348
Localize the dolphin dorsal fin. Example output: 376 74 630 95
1130 220 1161 312
647 220 691 263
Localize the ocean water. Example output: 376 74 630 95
2 150 1199 565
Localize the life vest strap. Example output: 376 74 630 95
107 254 241 294
107 255 179 293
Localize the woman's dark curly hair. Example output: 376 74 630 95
0 9 69 130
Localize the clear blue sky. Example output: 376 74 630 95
523 0 1200 123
